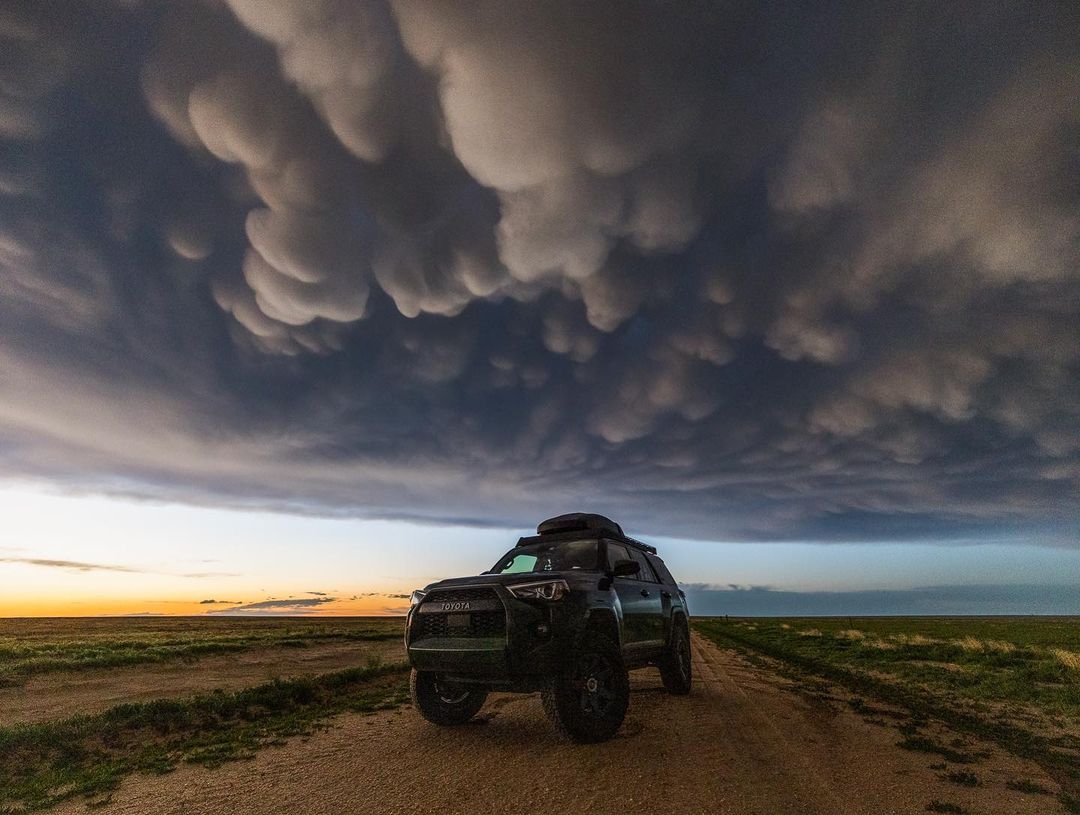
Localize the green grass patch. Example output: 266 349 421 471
940 770 980 787
695 616 1080 718
0 661 409 813
925 802 966 814
897 734 981 764
1006 778 1051 795
0 617 403 685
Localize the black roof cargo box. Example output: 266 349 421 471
537 512 623 538
522 512 657 554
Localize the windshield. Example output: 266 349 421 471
490 539 600 574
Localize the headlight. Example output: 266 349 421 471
409 589 428 606
508 579 569 601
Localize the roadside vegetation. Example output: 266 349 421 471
696 617 1080 717
694 617 1080 813
0 661 409 813
0 617 403 686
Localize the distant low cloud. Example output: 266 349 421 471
0 557 144 574
199 599 241 605
684 584 1080 616
206 597 336 615
0 557 237 579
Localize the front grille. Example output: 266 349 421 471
426 587 499 604
413 587 505 641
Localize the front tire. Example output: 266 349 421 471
410 669 487 725
541 630 629 743
659 618 692 695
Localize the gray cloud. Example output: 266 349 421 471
0 557 145 573
683 584 1080 616
0 1 1076 545
0 556 237 578
206 597 336 615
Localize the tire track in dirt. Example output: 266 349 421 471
51 634 1066 815
690 634 851 813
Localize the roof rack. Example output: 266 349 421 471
516 513 658 554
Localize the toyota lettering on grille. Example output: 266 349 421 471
441 601 471 611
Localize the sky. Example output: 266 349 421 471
0 1 1077 616
1 484 1076 616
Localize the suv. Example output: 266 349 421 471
405 512 691 742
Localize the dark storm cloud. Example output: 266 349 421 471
0 0 1077 544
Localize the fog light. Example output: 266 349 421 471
534 622 550 637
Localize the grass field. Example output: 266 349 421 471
3 615 1077 813
694 616 1080 718
0 617 403 687
693 616 1080 812
0 664 409 812
0 617 409 813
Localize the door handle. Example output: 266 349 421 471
640 589 650 597
662 591 671 599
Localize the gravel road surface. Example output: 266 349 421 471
54 634 1066 815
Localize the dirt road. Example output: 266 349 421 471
55 634 1066 815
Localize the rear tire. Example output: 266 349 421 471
659 618 692 695
541 630 629 743
410 669 487 725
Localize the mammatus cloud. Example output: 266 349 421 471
0 1 1076 544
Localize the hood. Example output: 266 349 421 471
422 570 599 592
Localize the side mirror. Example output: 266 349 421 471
612 559 640 578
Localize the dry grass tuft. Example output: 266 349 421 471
953 637 1016 653
955 636 984 651
1051 648 1080 670
799 628 823 637
863 638 897 650
890 634 938 647
836 629 866 640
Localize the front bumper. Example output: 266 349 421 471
406 584 571 682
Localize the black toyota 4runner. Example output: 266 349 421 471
405 513 691 742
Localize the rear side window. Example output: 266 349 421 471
629 548 658 582
648 554 676 586
605 541 631 570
